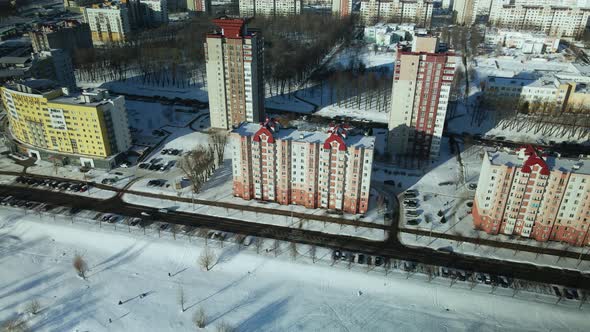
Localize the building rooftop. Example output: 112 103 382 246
233 121 375 149
487 146 590 175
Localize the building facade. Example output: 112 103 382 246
1 80 131 168
187 0 211 13
239 0 303 17
332 0 353 17
231 120 374 214
205 18 264 130
484 28 560 54
473 146 590 246
29 20 93 54
83 2 132 44
359 0 433 26
142 0 169 25
388 36 456 159
488 2 590 39
30 49 77 90
484 74 590 113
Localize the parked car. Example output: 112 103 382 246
357 254 366 264
332 250 342 261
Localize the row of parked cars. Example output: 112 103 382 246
138 158 176 172
16 176 89 192
332 250 386 266
403 190 421 224
161 148 183 156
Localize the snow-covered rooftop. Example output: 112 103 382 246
486 148 590 175
233 122 376 149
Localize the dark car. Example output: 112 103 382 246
374 256 384 266
332 250 341 260
160 223 169 230
357 254 366 264
70 207 82 214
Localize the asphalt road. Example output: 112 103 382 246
2 184 589 289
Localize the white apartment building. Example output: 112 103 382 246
239 0 303 16
83 2 131 44
489 0 590 39
205 18 265 129
485 28 560 54
360 0 434 26
231 120 375 214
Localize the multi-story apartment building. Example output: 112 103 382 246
1 80 131 168
142 0 169 25
187 0 211 13
388 36 456 159
64 0 104 13
30 49 77 89
29 20 93 54
231 119 375 214
473 146 590 246
83 1 132 44
359 0 433 26
484 73 590 112
488 0 590 39
205 18 264 130
239 0 303 17
332 0 353 17
453 0 494 25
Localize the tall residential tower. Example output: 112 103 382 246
388 36 456 160
205 18 264 130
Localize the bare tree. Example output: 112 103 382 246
25 299 41 315
289 242 297 260
73 254 88 279
254 237 263 254
1 317 28 332
193 307 207 328
310 244 317 263
178 146 216 193
209 131 228 166
273 239 280 257
216 321 234 332
198 248 216 271
178 286 185 312
235 234 246 249
171 224 178 240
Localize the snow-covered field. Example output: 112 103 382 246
1 209 589 332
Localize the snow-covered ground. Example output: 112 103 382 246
1 209 589 332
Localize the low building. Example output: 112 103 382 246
484 28 560 54
231 119 374 214
473 146 590 246
364 23 414 47
1 80 131 168
0 50 76 89
484 73 590 113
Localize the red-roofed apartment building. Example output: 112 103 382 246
473 145 590 246
230 120 375 214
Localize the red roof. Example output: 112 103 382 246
253 117 279 143
212 18 245 39
520 145 550 176
323 124 349 151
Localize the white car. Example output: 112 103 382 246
120 163 128 168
